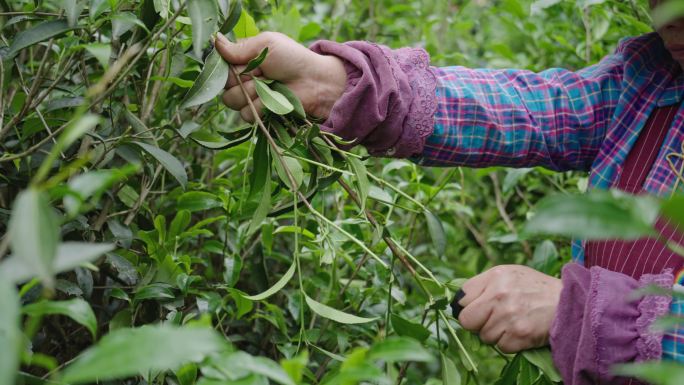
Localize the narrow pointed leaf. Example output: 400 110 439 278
522 349 562 383
0 276 20 385
424 209 447 256
23 299 97 338
271 82 305 119
8 20 73 57
133 142 188 188
367 337 434 362
347 157 369 211
61 325 226 383
390 313 430 342
273 155 303 190
241 47 268 74
243 260 296 301
219 0 242 34
523 192 657 240
8 188 59 287
254 79 294 115
0 242 115 284
304 295 377 324
63 0 85 27
187 0 218 59
208 352 295 385
441 353 462 385
181 49 229 109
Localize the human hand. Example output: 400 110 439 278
214 32 347 123
456 265 562 353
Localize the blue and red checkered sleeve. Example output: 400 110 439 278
663 274 684 362
418 53 626 171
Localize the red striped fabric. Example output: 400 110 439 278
585 103 684 279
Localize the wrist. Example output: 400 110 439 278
310 54 347 120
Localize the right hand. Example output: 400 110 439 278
214 32 347 123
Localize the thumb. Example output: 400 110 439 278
214 33 271 65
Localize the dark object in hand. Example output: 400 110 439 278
450 289 466 320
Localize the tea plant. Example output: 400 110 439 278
2 0 680 385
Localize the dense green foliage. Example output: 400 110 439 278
1 0 682 384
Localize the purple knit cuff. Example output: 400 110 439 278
635 270 674 362
309 40 437 158
550 263 674 385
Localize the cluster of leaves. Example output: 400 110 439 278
1 0 681 385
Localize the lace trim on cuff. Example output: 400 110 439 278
370 47 437 158
635 270 674 362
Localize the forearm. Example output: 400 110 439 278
310 40 437 158
311 41 624 170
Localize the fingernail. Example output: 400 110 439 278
216 33 229 45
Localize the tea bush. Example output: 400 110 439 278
1 0 681 384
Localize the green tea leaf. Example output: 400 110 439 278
234 9 258 39
304 295 377 324
0 276 20 385
390 313 430 342
247 135 272 236
241 47 268 74
208 351 295 385
494 353 522 385
134 283 175 302
63 0 85 27
255 79 294 115
347 157 369 211
59 114 100 151
0 242 114 285
613 362 684 385
8 188 59 287
187 0 218 59
661 195 684 228
273 155 303 190
23 299 97 338
177 191 222 212
219 0 242 35
249 132 270 196
189 128 252 149
424 209 447 256
441 353 462 385
8 20 73 57
367 337 434 362
271 82 305 119
111 12 146 39
522 349 561 383
61 325 227 383
181 49 230 109
243 260 296 301
133 141 188 188
83 43 111 68
524 191 657 240
153 0 170 18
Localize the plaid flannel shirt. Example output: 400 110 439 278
417 32 684 362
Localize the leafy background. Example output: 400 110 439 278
2 0 681 385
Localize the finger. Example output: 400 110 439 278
458 294 495 332
223 80 257 110
459 272 490 307
215 32 273 65
478 312 506 345
240 98 264 123
497 333 528 354
226 65 263 89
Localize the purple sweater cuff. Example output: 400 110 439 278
309 40 437 158
549 263 673 385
